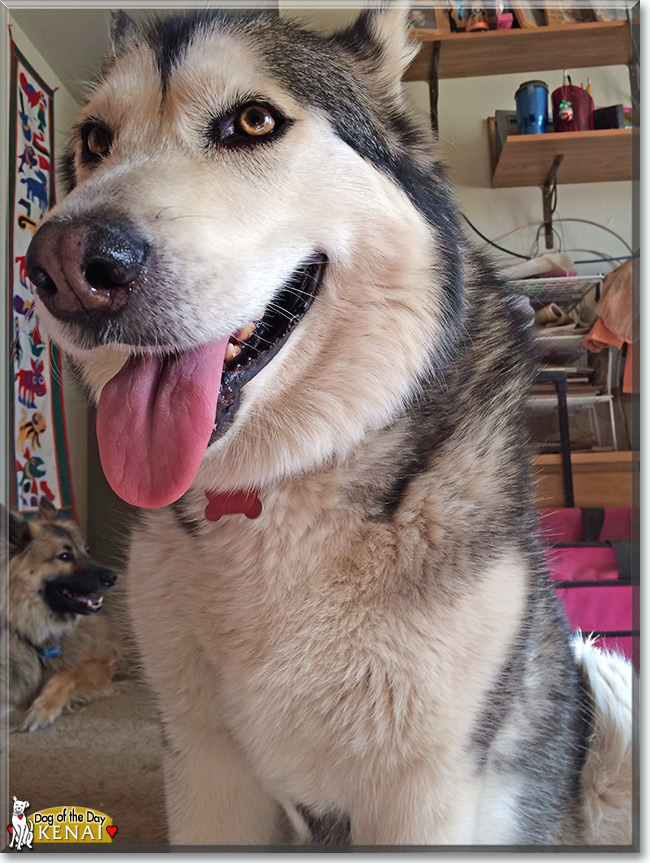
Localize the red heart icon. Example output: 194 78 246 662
106 825 118 839
7 826 12 836
17 815 23 820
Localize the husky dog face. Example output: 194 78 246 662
26 7 465 507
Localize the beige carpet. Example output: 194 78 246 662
9 679 167 847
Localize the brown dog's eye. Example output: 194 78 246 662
237 105 276 137
58 551 73 562
81 122 113 163
207 101 289 149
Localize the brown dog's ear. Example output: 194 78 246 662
2 507 32 556
110 10 139 55
38 496 57 521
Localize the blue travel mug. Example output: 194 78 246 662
515 80 549 134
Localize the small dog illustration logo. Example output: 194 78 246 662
8 797 33 850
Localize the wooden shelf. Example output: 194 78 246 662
405 20 636 81
490 128 636 188
534 451 636 508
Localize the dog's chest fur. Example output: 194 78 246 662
128 456 527 824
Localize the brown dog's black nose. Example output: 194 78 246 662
25 217 148 320
98 567 117 587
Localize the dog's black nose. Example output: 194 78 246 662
99 568 117 587
25 217 148 321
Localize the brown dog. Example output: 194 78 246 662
2 497 120 732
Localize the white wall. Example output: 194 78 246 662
7 19 89 532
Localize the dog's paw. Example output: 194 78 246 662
17 703 60 733
67 681 118 712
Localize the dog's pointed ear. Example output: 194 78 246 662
110 10 139 54
38 496 57 521
2 507 32 556
339 2 417 100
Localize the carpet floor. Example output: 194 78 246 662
9 678 167 847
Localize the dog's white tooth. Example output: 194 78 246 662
97 595 104 605
235 322 256 342
225 342 242 361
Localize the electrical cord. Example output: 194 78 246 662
460 213 530 259
463 214 637 266
530 224 563 258
494 218 634 256
493 222 540 242
574 254 639 264
555 218 634 254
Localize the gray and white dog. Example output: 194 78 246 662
25 5 633 846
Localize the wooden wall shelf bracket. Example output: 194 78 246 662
542 155 564 250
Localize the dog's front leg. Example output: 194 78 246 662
350 768 476 846
17 670 76 732
164 725 280 846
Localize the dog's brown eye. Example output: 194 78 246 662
81 123 113 163
237 105 276 137
58 551 73 562
207 101 288 149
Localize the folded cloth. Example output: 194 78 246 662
584 319 634 393
584 258 638 394
595 259 637 344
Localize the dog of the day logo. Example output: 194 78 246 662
7 798 117 847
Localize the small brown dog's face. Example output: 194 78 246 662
6 498 116 644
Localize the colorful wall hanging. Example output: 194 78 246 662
9 37 75 518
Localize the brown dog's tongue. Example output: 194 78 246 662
96 339 229 508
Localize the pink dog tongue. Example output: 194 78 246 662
97 339 229 508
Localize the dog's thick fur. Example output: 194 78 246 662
2 498 120 733
27 6 633 845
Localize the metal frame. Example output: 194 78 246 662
534 369 575 508
542 155 564 249
428 41 441 136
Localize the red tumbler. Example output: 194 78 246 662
551 85 594 132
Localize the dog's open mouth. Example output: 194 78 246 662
43 571 114 616
96 254 326 510
215 254 327 438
